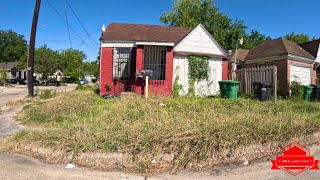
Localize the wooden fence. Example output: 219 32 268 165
228 66 277 99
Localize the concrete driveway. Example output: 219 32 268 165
0 84 77 139
0 84 77 108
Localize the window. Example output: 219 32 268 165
144 46 167 80
113 48 131 79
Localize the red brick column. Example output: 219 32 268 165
99 47 113 95
164 47 174 96
134 45 144 95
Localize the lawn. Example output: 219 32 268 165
3 88 320 173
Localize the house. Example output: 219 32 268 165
229 49 249 71
299 39 320 83
0 62 26 80
238 38 316 95
99 23 229 96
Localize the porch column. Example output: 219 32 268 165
134 45 144 95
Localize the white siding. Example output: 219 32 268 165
173 55 222 96
290 65 311 85
174 24 226 56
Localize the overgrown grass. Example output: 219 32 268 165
39 89 57 99
9 91 320 173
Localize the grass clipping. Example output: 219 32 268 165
3 90 320 174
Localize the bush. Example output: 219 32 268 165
290 81 303 100
0 69 9 86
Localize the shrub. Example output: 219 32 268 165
290 81 303 100
0 69 9 86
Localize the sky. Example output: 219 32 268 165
0 0 319 61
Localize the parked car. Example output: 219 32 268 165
10 78 26 85
80 79 89 85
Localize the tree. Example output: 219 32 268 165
161 0 275 50
34 45 60 81
0 30 28 63
161 0 241 50
242 30 271 49
284 32 312 44
59 49 86 81
82 61 99 77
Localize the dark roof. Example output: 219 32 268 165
101 23 193 44
299 39 320 58
245 38 315 61
0 62 18 70
231 49 249 61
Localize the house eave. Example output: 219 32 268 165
174 51 227 58
101 41 175 47
245 54 315 64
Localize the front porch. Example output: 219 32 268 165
99 45 174 96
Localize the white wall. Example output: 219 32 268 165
173 55 222 96
174 24 226 57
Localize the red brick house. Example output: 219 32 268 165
238 38 316 95
99 23 229 96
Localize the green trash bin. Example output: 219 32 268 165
219 80 240 100
303 85 314 102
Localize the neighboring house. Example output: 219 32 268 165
237 38 315 96
99 23 229 96
299 39 320 83
0 62 26 80
229 49 249 71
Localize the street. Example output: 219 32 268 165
0 145 320 180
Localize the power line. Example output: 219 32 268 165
65 0 99 49
64 0 72 48
45 0 97 54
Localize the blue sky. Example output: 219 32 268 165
1 0 319 61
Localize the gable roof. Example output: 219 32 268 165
101 23 193 44
245 38 315 61
0 62 18 70
174 24 228 57
299 39 320 58
231 49 249 61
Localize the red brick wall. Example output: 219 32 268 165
222 58 228 80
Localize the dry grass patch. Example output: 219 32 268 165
5 90 320 174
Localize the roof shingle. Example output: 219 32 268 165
245 38 315 61
231 49 249 61
0 62 18 70
101 23 193 44
299 39 320 58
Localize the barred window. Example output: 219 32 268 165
113 48 131 79
144 46 167 80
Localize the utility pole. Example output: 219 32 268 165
27 0 41 97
